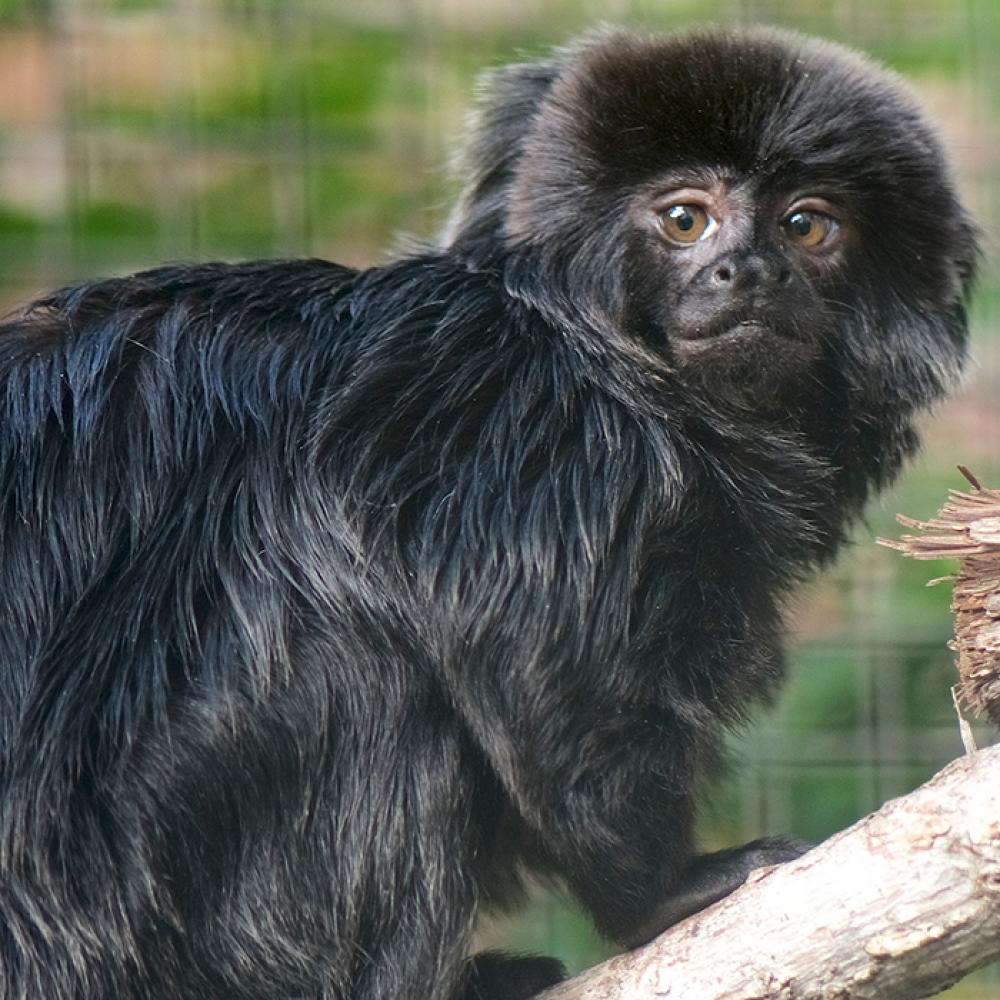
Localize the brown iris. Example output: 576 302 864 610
781 209 838 250
660 204 715 244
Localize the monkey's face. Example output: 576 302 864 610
629 174 844 400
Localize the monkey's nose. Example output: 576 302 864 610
710 255 791 291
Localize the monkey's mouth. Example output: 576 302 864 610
674 319 773 353
672 313 821 397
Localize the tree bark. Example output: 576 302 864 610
541 743 1000 1000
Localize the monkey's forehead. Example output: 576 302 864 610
522 27 946 192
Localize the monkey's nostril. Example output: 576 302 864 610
714 265 732 283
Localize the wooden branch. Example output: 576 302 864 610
541 743 1000 1000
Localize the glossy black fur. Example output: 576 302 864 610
0 27 977 1000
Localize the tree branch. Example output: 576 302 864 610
541 743 1000 1000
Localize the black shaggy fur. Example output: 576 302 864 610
0 26 977 1000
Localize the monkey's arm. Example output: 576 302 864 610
443 572 803 947
418 365 800 946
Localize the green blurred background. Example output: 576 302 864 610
0 0 997 995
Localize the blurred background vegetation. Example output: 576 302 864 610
0 0 997 994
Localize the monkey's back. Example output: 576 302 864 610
0 256 502 999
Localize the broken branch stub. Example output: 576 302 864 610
878 468 1000 725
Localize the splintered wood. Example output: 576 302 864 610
879 468 1000 726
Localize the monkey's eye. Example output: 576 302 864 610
659 204 717 245
781 210 838 250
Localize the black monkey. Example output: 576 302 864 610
0 26 977 1000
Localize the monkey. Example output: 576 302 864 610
0 25 977 1000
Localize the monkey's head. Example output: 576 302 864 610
446 28 977 430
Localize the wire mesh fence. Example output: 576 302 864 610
0 0 998 994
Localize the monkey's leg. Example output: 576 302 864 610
332 713 489 1000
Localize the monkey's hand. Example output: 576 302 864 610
460 952 567 1000
625 836 811 948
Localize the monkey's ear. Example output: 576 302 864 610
440 28 636 254
440 55 566 250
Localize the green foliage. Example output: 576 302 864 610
75 200 157 241
0 0 50 23
0 202 41 238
